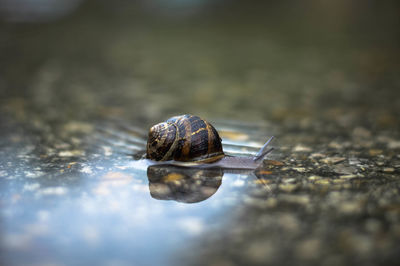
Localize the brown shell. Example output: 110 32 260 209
146 114 224 162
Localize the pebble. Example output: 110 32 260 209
315 179 330 185
321 157 346 165
282 178 297 183
388 140 400 149
348 158 361 165
308 175 321 180
383 167 395 173
328 141 343 149
333 165 356 175
293 144 312 152
332 179 346 184
58 150 85 157
292 167 307 173
340 174 358 179
369 149 383 156
279 184 298 192
264 160 284 166
310 153 325 158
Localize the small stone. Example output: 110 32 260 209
279 184 298 192
282 178 296 183
388 140 400 149
332 179 346 183
383 167 395 173
321 157 346 165
292 167 306 173
293 144 312 152
315 179 330 185
58 150 85 157
310 153 325 158
264 160 284 166
328 141 343 149
333 165 356 175
308 175 321 180
369 149 383 156
340 174 358 179
348 158 361 165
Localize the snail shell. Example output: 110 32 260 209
146 114 224 163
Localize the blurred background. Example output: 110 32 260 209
1 1 400 266
1 0 399 125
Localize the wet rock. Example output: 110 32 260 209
388 140 400 149
279 184 299 192
308 175 321 180
383 167 395 173
332 165 357 175
321 157 346 165
293 144 312 152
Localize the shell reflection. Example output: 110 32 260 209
147 165 224 203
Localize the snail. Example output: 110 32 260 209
144 114 274 170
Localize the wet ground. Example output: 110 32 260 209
1 1 400 266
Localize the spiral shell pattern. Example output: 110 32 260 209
146 115 224 162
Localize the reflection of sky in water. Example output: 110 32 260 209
0 152 258 266
0 117 271 265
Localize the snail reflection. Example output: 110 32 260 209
147 165 223 203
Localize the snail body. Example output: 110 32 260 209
145 114 274 170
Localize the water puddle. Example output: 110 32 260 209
0 118 274 266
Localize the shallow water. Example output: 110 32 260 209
0 117 274 266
